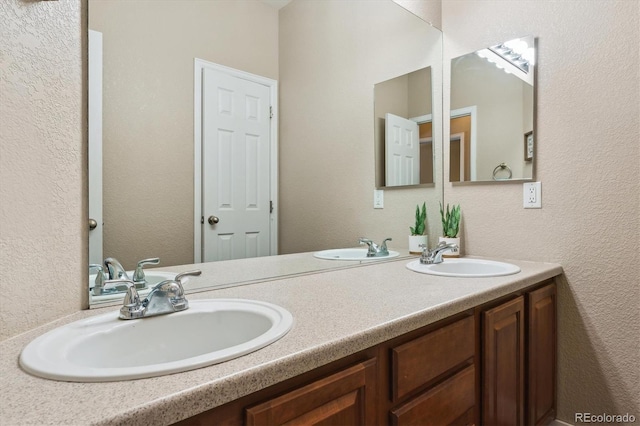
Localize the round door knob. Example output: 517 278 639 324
208 215 220 225
89 218 98 230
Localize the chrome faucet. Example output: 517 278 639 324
104 257 130 281
132 257 160 289
359 237 392 257
104 270 202 320
420 241 459 264
89 264 107 296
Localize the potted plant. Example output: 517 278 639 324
409 202 428 254
439 202 461 257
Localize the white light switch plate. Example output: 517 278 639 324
523 182 542 208
374 189 384 209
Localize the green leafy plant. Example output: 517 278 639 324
440 202 461 238
410 202 427 236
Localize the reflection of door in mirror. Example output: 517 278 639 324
200 64 275 262
419 121 434 184
385 113 419 186
450 113 473 182
450 36 535 182
375 66 434 188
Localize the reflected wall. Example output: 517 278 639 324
279 0 444 254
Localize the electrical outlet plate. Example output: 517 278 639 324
523 182 542 208
373 189 384 209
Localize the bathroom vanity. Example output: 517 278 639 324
178 279 556 426
0 255 561 425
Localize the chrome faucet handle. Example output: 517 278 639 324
142 270 202 318
103 279 145 319
358 238 378 257
132 257 160 289
379 238 392 253
89 264 106 296
104 257 130 281
418 244 430 263
420 241 458 265
175 270 202 283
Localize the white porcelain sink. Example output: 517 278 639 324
313 248 400 261
20 299 293 382
406 258 521 277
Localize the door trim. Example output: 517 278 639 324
194 59 278 263
88 29 103 264
450 106 477 180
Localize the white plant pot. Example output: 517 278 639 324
438 236 461 257
409 235 428 254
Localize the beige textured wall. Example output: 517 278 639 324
443 0 639 421
90 1 279 270
0 0 86 340
279 0 444 254
395 0 441 28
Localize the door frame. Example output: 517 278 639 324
193 59 278 263
450 106 477 180
88 29 103 264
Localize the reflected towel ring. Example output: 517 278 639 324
492 163 512 180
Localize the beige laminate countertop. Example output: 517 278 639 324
0 254 562 426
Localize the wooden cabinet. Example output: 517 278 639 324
246 359 377 425
391 315 475 401
482 296 525 426
390 364 476 426
176 280 556 426
527 284 557 425
480 281 556 426
390 315 476 426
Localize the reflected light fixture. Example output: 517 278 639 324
489 38 534 73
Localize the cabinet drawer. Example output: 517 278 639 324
391 315 474 401
390 364 475 426
245 358 377 425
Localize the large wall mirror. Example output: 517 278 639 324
449 36 535 182
88 0 444 307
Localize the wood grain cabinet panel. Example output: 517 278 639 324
482 296 525 426
245 358 377 426
390 364 476 426
527 283 557 425
392 315 475 401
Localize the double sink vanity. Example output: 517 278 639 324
1 250 562 426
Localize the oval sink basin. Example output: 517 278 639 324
406 258 521 277
20 299 293 382
313 248 400 261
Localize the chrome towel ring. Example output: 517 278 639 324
492 163 512 180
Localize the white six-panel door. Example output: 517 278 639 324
385 113 420 186
201 67 272 262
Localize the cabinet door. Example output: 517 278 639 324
483 296 525 426
527 283 556 425
245 358 377 425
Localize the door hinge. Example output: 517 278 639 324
269 106 273 119
270 200 274 213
